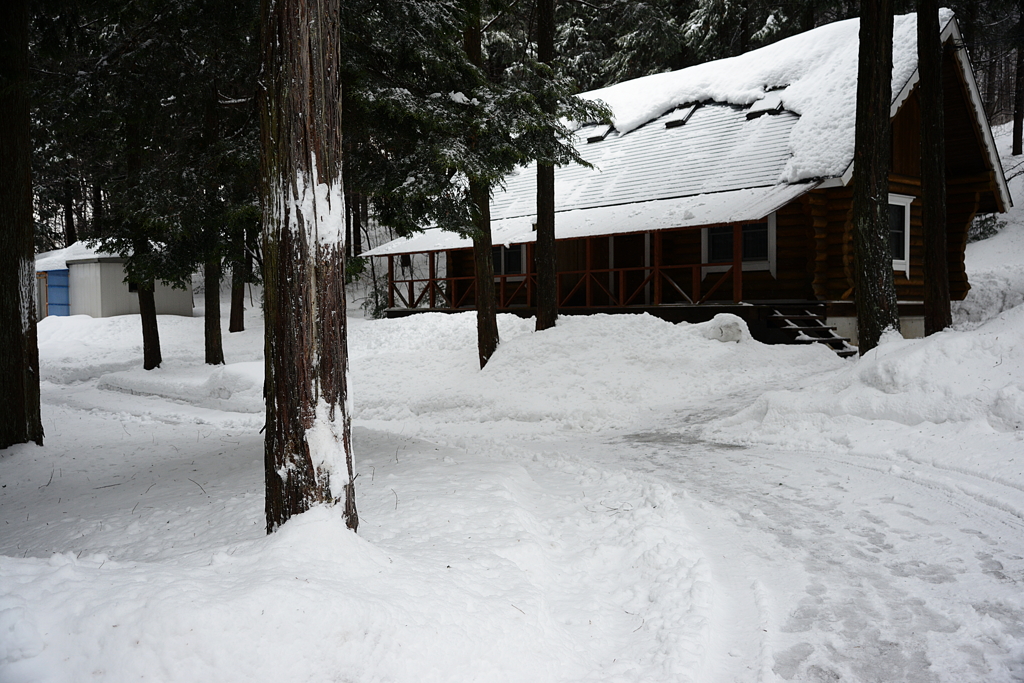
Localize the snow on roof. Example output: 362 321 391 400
34 241 109 272
581 9 954 183
364 183 817 256
366 9 1009 258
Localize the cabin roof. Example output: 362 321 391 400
366 10 1009 258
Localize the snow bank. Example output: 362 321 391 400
702 304 1024 468
954 122 1024 328
351 312 842 434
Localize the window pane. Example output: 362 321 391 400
505 246 522 274
492 246 503 274
889 204 906 260
708 226 733 262
742 222 769 261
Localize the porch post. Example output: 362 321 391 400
586 237 593 307
732 223 743 303
387 255 395 308
653 231 663 305
428 251 436 309
526 242 534 308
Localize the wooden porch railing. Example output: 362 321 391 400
387 262 739 310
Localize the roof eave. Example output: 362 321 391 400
825 15 1011 211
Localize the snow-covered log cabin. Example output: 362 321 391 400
365 10 1009 349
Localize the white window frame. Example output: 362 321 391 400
701 212 777 278
889 193 913 278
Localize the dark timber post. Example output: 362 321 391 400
918 0 951 334
852 0 900 352
732 223 743 302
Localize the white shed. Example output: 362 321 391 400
35 243 193 319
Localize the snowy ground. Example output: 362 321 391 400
5 140 1024 683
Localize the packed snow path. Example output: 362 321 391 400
610 432 1024 682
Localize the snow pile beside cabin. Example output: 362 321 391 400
954 122 1024 326
581 10 953 182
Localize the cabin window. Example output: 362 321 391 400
492 245 525 277
889 193 912 277
702 213 776 277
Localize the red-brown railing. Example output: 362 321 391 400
387 262 737 310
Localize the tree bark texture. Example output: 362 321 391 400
229 257 245 332
1014 1 1024 157
918 0 951 335
260 0 357 533
0 0 43 449
535 0 557 332
204 259 225 364
471 179 499 367
852 0 900 353
63 180 78 247
138 280 163 370
465 0 499 368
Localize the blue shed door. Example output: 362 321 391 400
46 269 70 316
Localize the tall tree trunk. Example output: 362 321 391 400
535 0 557 332
260 0 357 532
351 192 362 257
201 85 226 363
852 0 900 352
919 0 951 335
0 0 43 449
229 256 245 332
471 179 499 367
465 0 499 367
1014 0 1024 156
204 259 225 363
137 279 163 370
91 184 103 237
63 179 78 247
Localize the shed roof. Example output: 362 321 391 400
34 242 108 272
366 10 1009 258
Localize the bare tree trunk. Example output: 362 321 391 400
0 0 43 449
138 279 163 370
204 259 225 363
63 179 78 247
351 192 363 257
471 179 499 367
91 184 104 237
535 0 557 332
1014 0 1024 157
259 0 357 532
229 257 245 332
919 0 951 335
852 0 900 352
465 0 499 367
